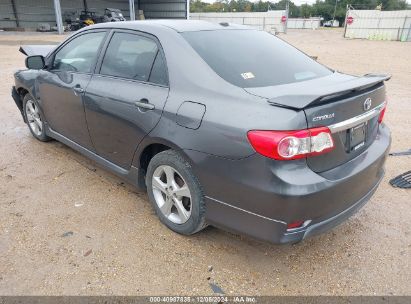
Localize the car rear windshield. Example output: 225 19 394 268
181 30 332 88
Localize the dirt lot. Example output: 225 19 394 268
0 29 410 296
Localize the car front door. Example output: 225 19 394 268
38 30 107 150
84 30 169 169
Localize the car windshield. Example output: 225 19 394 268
181 30 332 88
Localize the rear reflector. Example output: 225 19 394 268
287 221 305 230
247 127 334 160
378 103 387 123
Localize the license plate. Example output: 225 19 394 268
349 123 367 151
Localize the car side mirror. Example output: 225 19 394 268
25 55 45 69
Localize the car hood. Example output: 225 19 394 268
19 45 57 57
244 72 390 109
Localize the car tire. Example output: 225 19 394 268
146 150 207 235
22 94 51 142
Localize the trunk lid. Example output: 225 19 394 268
245 72 389 173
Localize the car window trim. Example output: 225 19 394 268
95 29 169 88
47 29 109 75
92 73 169 89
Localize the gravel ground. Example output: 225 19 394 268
0 28 410 296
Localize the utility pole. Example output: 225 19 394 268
83 0 88 11
10 0 19 28
332 0 338 26
343 4 349 37
285 0 289 34
129 0 135 20
186 0 190 19
53 0 64 34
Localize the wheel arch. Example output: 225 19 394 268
17 87 29 98
133 137 194 173
14 86 31 123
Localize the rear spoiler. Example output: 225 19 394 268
267 74 391 110
19 45 57 57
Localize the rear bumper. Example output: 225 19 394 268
286 176 381 243
205 174 381 243
186 124 391 244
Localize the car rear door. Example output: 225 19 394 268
84 30 169 169
38 30 108 150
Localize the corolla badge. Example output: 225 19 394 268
312 113 335 122
364 98 372 111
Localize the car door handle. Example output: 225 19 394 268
134 99 155 110
73 85 84 94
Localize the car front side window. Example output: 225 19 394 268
51 31 106 73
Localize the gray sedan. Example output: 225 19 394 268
12 20 390 243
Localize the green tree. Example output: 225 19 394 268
253 1 270 12
300 4 313 18
381 0 408 10
190 0 208 12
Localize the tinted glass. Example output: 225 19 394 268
182 30 332 88
52 32 106 73
149 52 168 86
100 32 158 82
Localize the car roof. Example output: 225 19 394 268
89 19 253 33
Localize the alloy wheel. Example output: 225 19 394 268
25 99 43 136
152 165 192 224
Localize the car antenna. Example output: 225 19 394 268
219 22 229 27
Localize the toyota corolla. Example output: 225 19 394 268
11 20 391 243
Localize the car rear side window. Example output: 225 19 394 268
100 32 159 82
52 31 106 73
149 52 168 86
181 30 332 88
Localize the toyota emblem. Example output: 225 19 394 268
364 98 372 111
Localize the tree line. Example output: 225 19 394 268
190 0 409 24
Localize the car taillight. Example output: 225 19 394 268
378 103 387 123
247 127 334 160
